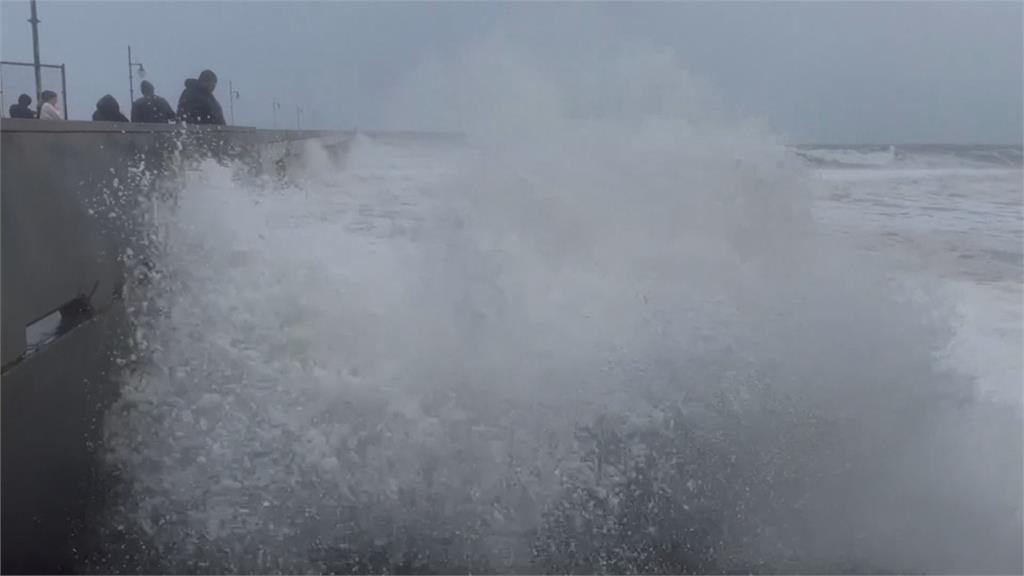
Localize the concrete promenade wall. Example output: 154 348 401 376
0 119 352 573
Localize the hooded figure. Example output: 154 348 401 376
9 94 35 118
132 80 176 123
92 94 129 122
177 69 225 125
38 90 63 120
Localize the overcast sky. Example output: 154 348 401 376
2 1 1021 143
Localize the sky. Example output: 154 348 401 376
1 1 1021 144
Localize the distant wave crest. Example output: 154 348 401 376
794 144 1023 169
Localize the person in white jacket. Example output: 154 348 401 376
38 90 63 120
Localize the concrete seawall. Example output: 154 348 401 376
0 119 351 573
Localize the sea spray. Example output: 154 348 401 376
100 43 1022 574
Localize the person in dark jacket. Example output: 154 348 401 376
9 94 35 118
131 80 176 123
177 69 225 125
92 94 129 122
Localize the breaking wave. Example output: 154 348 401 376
98 43 1023 574
794 144 1024 169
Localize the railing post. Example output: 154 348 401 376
60 63 67 119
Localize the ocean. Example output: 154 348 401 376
806 144 1022 407
94 135 1023 574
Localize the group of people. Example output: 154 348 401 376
8 90 63 120
7 69 225 126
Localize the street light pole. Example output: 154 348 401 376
228 80 240 125
296 106 302 129
272 99 280 129
128 45 134 105
127 45 144 107
28 0 42 103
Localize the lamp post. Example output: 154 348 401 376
228 80 240 124
272 99 281 128
127 45 145 106
28 0 42 104
296 105 302 129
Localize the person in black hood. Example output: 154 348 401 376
132 80 176 123
177 69 225 125
92 94 129 122
9 94 35 118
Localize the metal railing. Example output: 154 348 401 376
0 60 68 119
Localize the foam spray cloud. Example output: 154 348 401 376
101 40 1022 574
